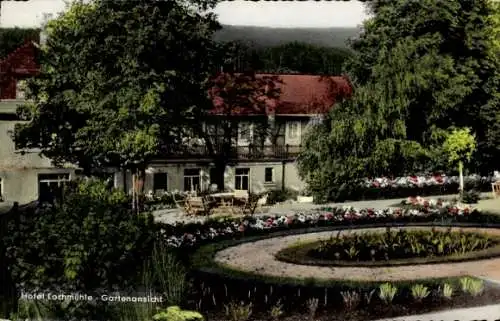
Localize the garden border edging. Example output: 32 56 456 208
192 221 500 289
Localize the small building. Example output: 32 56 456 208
0 41 77 204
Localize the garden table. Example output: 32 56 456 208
209 193 236 214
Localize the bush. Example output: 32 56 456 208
460 190 481 204
266 188 298 205
3 178 157 320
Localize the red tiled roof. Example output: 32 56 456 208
210 73 352 115
0 41 39 75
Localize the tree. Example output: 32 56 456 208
298 0 500 202
3 179 156 319
14 0 221 207
0 27 40 59
221 41 351 74
442 127 477 194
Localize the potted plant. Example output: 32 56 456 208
297 186 313 203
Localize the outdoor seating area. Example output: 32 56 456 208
173 190 268 216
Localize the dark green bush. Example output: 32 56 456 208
461 190 481 204
3 178 157 320
266 188 298 205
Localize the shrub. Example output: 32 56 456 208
3 178 157 319
269 300 284 320
460 190 481 204
378 283 397 304
410 284 430 301
224 301 252 321
151 241 187 306
266 188 298 205
153 306 204 321
459 277 484 296
439 283 454 299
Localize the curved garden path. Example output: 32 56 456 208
215 226 500 281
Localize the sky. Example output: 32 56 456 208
0 0 369 28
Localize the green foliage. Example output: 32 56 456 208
153 306 204 321
3 178 157 319
224 40 351 74
442 127 476 165
150 241 187 306
461 190 481 204
439 283 454 299
298 0 500 201
283 228 497 263
459 277 484 296
14 0 221 173
0 27 40 58
266 188 298 205
378 283 397 304
10 299 53 321
410 284 430 301
224 301 252 321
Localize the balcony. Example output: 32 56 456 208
158 144 302 161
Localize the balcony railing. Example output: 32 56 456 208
158 144 302 160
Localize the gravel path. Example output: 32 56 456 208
215 226 500 282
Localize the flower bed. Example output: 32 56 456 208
156 204 498 249
331 174 494 202
153 202 500 321
275 227 500 267
362 174 493 189
189 224 500 321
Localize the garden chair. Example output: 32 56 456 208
213 196 236 215
186 196 215 216
173 193 194 216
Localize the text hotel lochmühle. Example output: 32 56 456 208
21 291 163 303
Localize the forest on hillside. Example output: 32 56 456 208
0 25 354 75
214 25 359 48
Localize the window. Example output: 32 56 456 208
264 167 274 183
235 168 250 191
153 173 168 192
238 122 253 144
184 168 201 192
209 168 218 185
38 173 70 203
287 122 299 139
16 80 26 100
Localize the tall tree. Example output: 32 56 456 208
14 0 221 202
298 0 500 202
